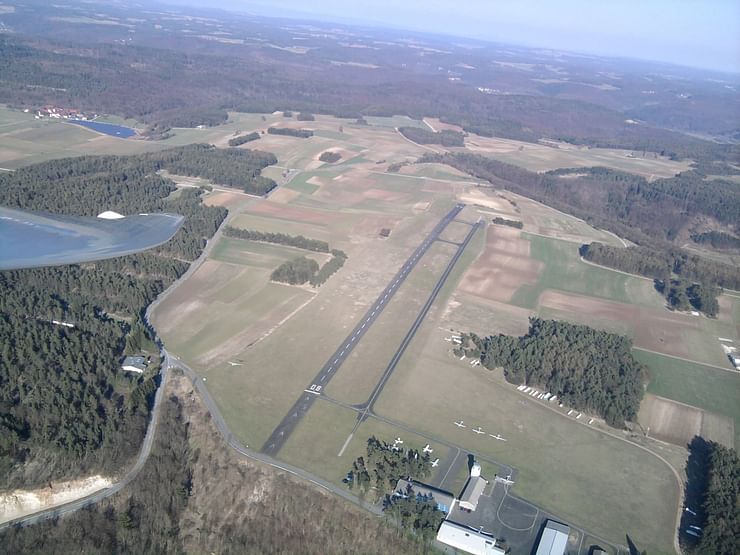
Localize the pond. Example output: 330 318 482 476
68 119 137 138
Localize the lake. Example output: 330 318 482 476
69 119 137 138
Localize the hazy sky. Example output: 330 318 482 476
175 0 740 73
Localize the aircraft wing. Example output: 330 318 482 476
0 206 185 270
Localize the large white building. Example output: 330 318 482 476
535 520 570 555
436 521 505 555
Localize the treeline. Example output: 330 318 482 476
691 231 740 251
421 153 739 246
697 443 739 555
320 151 342 163
267 127 314 138
683 440 739 555
492 217 523 229
228 131 260 146
223 227 330 252
460 318 646 427
398 126 465 147
581 242 740 291
311 250 348 286
0 151 226 487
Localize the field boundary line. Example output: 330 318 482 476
634 346 737 375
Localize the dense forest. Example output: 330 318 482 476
0 144 277 201
459 318 646 427
1 377 431 555
223 227 330 253
421 154 739 247
0 150 228 487
682 440 739 555
695 443 739 555
691 231 740 251
267 127 314 138
227 132 260 147
398 127 465 147
2 3 736 163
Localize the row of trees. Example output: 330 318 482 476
0 150 227 487
459 318 646 427
310 250 348 286
492 217 523 229
398 126 464 147
223 227 330 252
227 131 260 146
267 127 314 138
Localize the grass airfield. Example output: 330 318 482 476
4 105 738 554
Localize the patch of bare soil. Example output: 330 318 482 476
459 225 543 302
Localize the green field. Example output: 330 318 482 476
511 233 664 309
637 349 740 448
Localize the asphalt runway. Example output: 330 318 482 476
261 204 465 456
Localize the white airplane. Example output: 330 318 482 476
489 433 507 442
472 427 485 435
454 420 466 428
423 444 434 454
431 458 440 468
392 437 403 446
227 361 243 367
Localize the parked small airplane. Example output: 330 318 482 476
392 437 403 448
454 420 466 428
472 427 485 435
431 458 440 468
423 444 433 454
489 433 507 442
